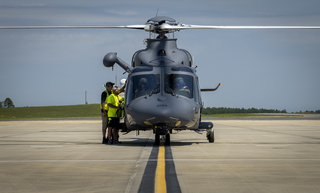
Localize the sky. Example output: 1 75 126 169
0 0 320 112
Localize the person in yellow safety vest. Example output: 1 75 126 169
107 86 124 144
100 81 126 144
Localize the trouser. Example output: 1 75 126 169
101 113 108 130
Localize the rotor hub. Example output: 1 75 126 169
145 16 180 35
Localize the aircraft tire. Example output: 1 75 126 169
208 130 214 143
165 133 170 146
155 133 160 145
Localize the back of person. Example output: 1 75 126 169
100 81 114 144
106 86 124 144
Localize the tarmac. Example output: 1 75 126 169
0 118 320 193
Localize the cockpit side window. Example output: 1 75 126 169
127 74 160 103
165 74 198 102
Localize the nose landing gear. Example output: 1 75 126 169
155 133 170 146
154 125 170 145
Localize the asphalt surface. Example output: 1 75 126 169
1 119 320 193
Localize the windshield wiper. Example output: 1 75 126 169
149 84 160 96
165 85 176 96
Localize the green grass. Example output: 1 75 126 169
0 104 304 120
0 104 101 120
202 113 303 117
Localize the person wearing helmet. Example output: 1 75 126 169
135 77 149 98
173 77 190 97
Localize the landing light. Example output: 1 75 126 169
175 121 181 127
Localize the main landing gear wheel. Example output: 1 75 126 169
165 133 170 146
155 133 160 145
207 130 214 143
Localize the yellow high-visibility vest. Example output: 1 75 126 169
107 94 124 117
100 90 111 111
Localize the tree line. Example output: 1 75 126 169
1 98 319 113
0 98 15 108
202 107 287 114
296 110 320 114
202 107 320 114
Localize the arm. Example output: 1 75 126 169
101 100 107 114
119 80 127 93
107 95 120 110
108 103 120 110
101 92 107 116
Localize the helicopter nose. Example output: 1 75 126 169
127 95 199 128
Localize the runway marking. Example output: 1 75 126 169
255 145 288 147
0 160 138 163
138 143 181 193
30 146 64 148
0 126 13 128
0 125 27 128
1 159 320 163
155 145 166 193
174 159 320 162
138 144 159 192
164 146 181 193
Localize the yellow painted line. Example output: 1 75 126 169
155 144 166 193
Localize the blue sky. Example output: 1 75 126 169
0 0 320 112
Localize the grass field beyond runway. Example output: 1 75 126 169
0 104 100 120
0 104 305 120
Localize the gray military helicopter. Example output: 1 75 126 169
103 16 223 145
101 16 320 145
2 16 320 145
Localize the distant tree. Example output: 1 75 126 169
0 101 2 108
202 107 289 114
4 98 15 108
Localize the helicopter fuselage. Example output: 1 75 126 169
125 66 201 131
103 36 214 145
125 38 202 131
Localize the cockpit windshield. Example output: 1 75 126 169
127 74 160 103
165 74 198 102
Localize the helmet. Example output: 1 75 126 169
139 78 148 86
174 77 184 83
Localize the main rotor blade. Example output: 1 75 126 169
0 25 146 29
170 24 320 30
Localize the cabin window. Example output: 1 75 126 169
165 74 198 102
127 74 160 103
